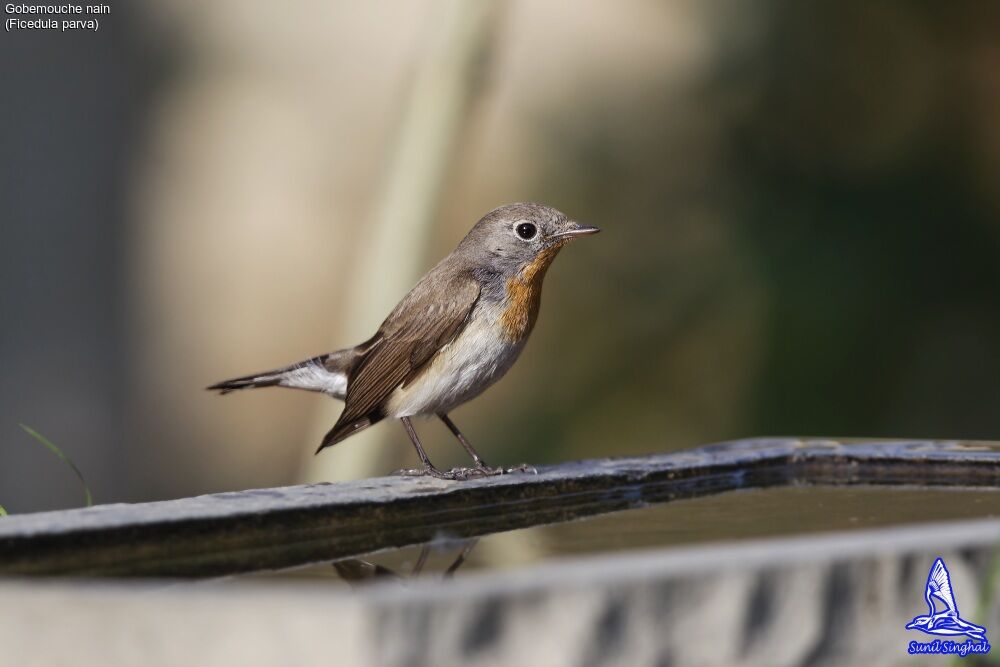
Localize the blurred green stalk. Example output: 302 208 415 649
19 423 93 508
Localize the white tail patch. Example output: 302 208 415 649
280 363 348 399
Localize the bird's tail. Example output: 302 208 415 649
207 368 287 394
207 349 357 400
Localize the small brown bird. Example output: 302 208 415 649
208 203 599 479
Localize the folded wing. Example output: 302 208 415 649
316 275 481 451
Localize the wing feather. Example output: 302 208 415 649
927 558 958 614
317 275 481 450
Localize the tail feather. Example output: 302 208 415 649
208 351 356 399
210 345 379 453
207 372 283 395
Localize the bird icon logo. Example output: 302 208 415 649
905 558 987 642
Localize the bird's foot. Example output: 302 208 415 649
391 465 486 481
450 466 494 480
391 463 536 481
463 462 538 478
392 465 457 480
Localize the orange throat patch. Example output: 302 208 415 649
500 246 560 341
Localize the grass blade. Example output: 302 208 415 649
19 424 93 507
0 504 6 516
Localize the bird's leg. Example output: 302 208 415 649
437 413 491 469
394 417 455 479
437 413 536 476
443 538 478 578
410 543 432 576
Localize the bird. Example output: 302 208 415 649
208 203 600 480
905 558 987 642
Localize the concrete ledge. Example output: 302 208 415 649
1 518 997 667
1 437 999 576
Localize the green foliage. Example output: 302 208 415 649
0 504 6 516
18 424 93 508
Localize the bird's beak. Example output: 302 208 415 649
550 222 601 240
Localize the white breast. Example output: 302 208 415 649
385 303 525 418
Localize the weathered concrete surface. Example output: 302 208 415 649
1 438 999 576
0 518 997 667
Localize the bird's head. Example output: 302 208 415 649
906 616 933 630
460 202 600 278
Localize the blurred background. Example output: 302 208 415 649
2 0 999 513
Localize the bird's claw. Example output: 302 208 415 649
392 467 423 477
392 466 452 479
391 466 481 480
391 463 537 480
460 463 538 478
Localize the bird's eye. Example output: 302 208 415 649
515 222 537 240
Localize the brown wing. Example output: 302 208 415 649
317 276 481 451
